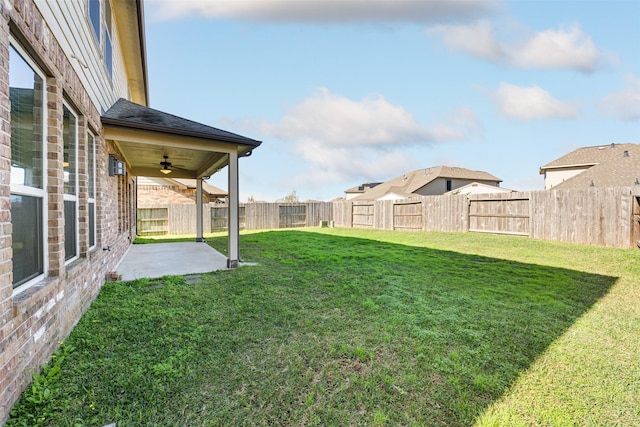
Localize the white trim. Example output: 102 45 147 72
87 131 97 250
63 102 80 264
228 151 239 267
9 39 49 294
196 178 203 240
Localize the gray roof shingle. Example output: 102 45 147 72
102 98 261 147
540 143 637 171
551 144 640 189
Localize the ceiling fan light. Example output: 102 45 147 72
160 155 172 174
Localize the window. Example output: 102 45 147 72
88 132 96 249
104 0 113 79
88 0 100 42
10 43 47 289
63 104 79 262
446 179 452 192
87 0 112 79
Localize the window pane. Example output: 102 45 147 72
105 0 112 35
88 134 95 198
9 46 44 189
65 200 77 260
89 202 95 247
63 106 77 195
88 0 100 42
105 32 112 79
11 194 43 287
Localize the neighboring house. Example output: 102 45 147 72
0 1 260 423
138 177 228 206
352 166 502 201
344 182 382 200
444 182 514 196
540 143 640 189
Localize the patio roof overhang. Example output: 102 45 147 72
102 98 261 179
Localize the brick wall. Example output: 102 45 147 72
0 1 134 423
137 185 215 206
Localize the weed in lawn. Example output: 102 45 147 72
7 343 77 427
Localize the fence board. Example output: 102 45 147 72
632 196 640 248
469 195 530 235
210 206 246 232
279 204 306 228
394 202 423 230
137 207 168 236
352 203 374 228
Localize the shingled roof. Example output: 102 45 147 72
546 144 640 189
344 182 382 194
540 143 637 172
102 98 261 148
353 166 501 201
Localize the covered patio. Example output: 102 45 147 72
102 98 261 268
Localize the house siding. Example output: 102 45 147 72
0 0 136 423
544 167 591 189
415 178 499 196
34 0 130 110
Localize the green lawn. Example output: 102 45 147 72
8 229 639 426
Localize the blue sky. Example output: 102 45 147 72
143 0 640 201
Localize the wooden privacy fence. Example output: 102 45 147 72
138 188 639 249
138 202 333 235
138 204 210 236
210 202 333 231
333 187 640 249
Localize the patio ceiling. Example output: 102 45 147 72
102 98 261 179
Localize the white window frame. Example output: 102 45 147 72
87 0 101 44
86 0 113 80
10 39 48 295
88 131 97 250
63 101 79 264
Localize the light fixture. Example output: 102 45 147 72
160 155 172 174
108 154 125 176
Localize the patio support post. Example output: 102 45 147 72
196 178 204 242
227 151 240 268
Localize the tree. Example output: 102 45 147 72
281 190 299 203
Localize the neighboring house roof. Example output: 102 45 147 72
539 143 638 173
444 182 514 196
353 166 502 201
546 144 640 189
344 182 382 194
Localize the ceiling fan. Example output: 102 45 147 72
160 155 172 174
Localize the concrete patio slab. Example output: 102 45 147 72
115 242 229 281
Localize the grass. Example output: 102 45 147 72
7 228 639 426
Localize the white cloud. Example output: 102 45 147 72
259 88 466 147
600 74 640 121
231 88 478 190
291 141 420 188
427 21 504 60
508 25 600 72
428 21 602 72
493 83 579 121
147 0 497 23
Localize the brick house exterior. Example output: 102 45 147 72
137 177 228 206
0 1 259 423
